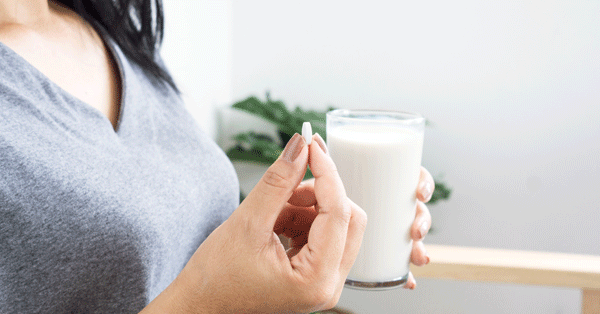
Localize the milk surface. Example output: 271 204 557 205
328 124 423 282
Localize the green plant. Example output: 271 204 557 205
226 92 451 205
226 92 333 180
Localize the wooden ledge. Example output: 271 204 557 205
410 244 600 289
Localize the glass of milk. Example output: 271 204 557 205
326 109 425 290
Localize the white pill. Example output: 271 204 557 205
302 122 312 145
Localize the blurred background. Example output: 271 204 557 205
161 0 600 313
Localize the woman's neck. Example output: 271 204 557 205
0 0 52 27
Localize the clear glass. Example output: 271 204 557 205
326 109 425 290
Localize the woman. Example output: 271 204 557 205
0 0 435 313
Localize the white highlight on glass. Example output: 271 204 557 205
302 122 312 145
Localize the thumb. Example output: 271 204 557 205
238 133 309 231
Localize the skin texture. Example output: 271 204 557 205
1 1 435 312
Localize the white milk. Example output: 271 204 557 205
328 124 423 282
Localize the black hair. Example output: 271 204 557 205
54 0 179 93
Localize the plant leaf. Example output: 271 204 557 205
231 94 333 143
428 181 452 204
226 131 282 165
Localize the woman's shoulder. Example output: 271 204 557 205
0 28 61 133
0 29 35 111
0 26 47 90
0 23 39 44
0 24 45 65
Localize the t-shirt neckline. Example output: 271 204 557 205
0 23 127 135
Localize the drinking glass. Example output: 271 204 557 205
326 109 425 290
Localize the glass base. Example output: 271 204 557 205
344 273 409 291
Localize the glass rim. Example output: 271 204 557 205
326 109 425 124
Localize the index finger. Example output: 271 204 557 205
291 134 351 274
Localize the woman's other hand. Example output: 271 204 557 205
404 166 435 289
145 133 367 314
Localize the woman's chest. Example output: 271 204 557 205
0 107 239 311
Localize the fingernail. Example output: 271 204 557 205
425 254 430 265
420 181 432 201
314 133 328 154
407 282 416 290
282 133 304 162
419 221 428 239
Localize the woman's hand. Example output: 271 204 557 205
143 133 367 314
404 166 435 289
288 167 435 290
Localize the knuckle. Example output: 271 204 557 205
338 202 352 225
310 284 336 308
293 274 337 309
324 293 341 310
261 167 290 192
312 162 338 179
353 206 368 232
322 200 352 226
348 199 367 230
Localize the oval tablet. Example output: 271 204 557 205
302 122 312 145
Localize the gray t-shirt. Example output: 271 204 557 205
0 29 239 312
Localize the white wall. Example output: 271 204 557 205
161 0 232 140
230 0 600 313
